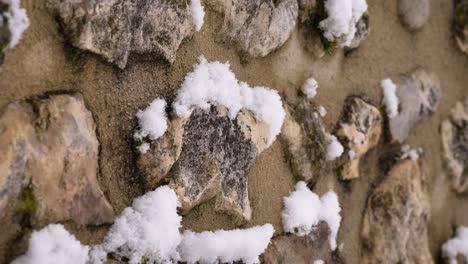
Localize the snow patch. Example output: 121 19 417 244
381 78 399 118
319 0 368 47
303 78 318 99
179 224 274 264
2 0 30 48
400 144 423 161
97 186 182 264
173 56 285 146
189 0 205 31
11 224 90 264
282 182 342 250
325 133 344 161
134 98 168 153
313 260 325 264
318 105 327 117
137 142 150 154
442 226 468 264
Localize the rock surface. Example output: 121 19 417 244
281 100 327 182
441 98 468 193
389 69 441 142
361 159 433 263
0 2 9 62
138 105 270 222
221 0 298 58
337 97 382 180
454 0 468 55
398 0 430 31
263 221 339 264
0 93 114 225
48 0 196 68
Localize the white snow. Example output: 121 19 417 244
137 142 150 154
313 260 324 264
134 98 168 142
179 224 274 264
303 78 318 99
442 226 468 264
318 0 367 47
318 105 327 117
11 224 90 264
381 78 399 119
189 0 205 31
325 133 344 161
400 144 423 161
282 182 342 251
173 56 285 146
98 185 182 264
2 0 30 48
348 150 356 159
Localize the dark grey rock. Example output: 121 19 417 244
48 0 196 68
441 98 468 193
389 69 441 142
221 0 298 58
398 0 430 31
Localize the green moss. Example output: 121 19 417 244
297 88 307 98
454 0 468 38
18 183 37 216
70 47 85 61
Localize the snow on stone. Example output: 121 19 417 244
189 0 205 32
442 226 468 264
282 182 342 250
134 98 168 144
173 56 285 146
303 78 318 99
400 144 423 161
325 133 344 161
2 0 30 48
318 0 367 47
348 150 356 159
11 224 90 264
179 224 274 264
381 78 399 119
318 105 327 117
137 142 150 154
313 260 325 264
97 186 182 264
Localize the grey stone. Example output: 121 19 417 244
337 97 382 180
398 0 430 31
281 100 327 182
221 0 298 58
361 159 433 264
346 15 369 50
389 69 441 142
441 98 468 194
454 0 468 56
0 93 114 226
48 0 196 68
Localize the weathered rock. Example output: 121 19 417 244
346 14 369 50
281 100 327 182
221 0 298 58
361 159 433 264
337 97 382 179
389 69 441 142
0 2 9 62
263 222 343 264
441 98 468 193
0 93 114 226
454 0 468 55
398 0 430 31
48 0 196 68
137 105 270 222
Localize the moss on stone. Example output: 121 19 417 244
454 0 468 38
18 183 37 217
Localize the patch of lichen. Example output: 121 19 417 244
17 183 37 217
454 0 468 39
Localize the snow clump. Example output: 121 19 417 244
442 226 468 264
381 78 399 119
189 0 205 31
325 133 344 161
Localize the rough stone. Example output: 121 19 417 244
337 97 382 180
389 69 441 142
263 221 341 264
0 93 114 226
346 14 369 50
398 0 430 31
361 159 433 264
281 100 327 182
48 0 196 68
137 105 270 222
454 0 468 56
221 0 298 58
441 98 468 194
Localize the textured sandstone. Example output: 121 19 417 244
221 0 298 58
389 69 441 142
0 93 114 226
337 97 382 180
48 0 196 68
361 159 433 264
441 98 468 194
398 0 430 31
281 100 327 182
